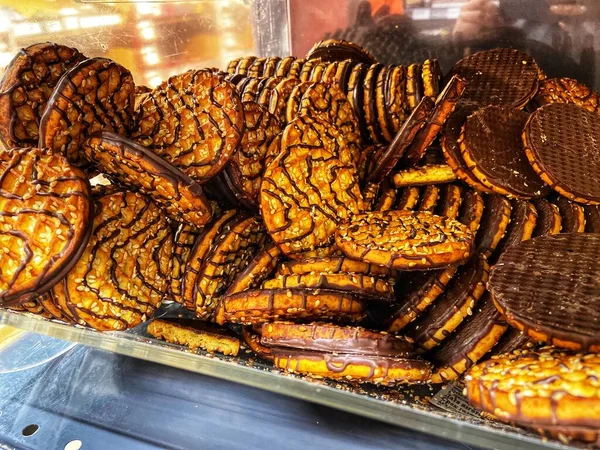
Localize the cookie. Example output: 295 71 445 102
417 185 440 212
262 273 395 301
82 132 213 227
0 147 92 306
227 57 242 74
584 204 600 233
421 59 442 98
171 223 202 304
488 233 600 352
276 256 396 279
405 254 489 351
268 78 301 125
285 81 313 123
476 194 512 258
446 48 540 109
395 186 420 211
430 293 507 383
332 59 356 94
384 65 408 135
275 56 296 78
0 43 86 148
256 77 283 108
187 215 269 319
375 66 394 143
436 184 463 219
247 57 266 78
465 348 600 437
402 75 467 167
459 106 549 198
260 116 364 259
133 70 244 184
273 349 431 385
241 326 273 361
309 61 328 82
335 210 474 270
533 77 600 113
262 57 281 78
373 186 397 212
488 327 532 358
405 63 423 111
493 200 537 260
299 60 318 82
288 58 306 79
225 243 282 295
51 190 172 331
392 164 457 188
362 63 385 144
148 319 240 356
224 101 281 209
215 288 366 326
347 63 368 141
39 57 134 168
523 103 600 204
552 196 586 233
305 39 377 65
531 198 562 237
458 189 485 234
235 56 257 76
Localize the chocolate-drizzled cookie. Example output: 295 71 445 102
533 77 600 113
0 42 86 148
306 39 377 65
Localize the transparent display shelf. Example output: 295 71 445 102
0 304 580 450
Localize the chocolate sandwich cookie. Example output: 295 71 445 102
247 57 266 78
421 59 442 98
51 190 172 331
488 233 600 352
392 164 457 188
488 327 532 358
262 273 395 301
405 254 489 351
224 101 281 209
189 215 269 319
276 256 396 279
492 200 537 261
459 106 549 199
305 39 377 65
268 78 301 126
405 63 423 111
148 319 240 356
374 186 397 212
417 185 440 212
256 77 283 108
215 288 366 326
225 243 282 295
465 348 600 441
171 223 202 304
287 58 306 79
523 103 600 204
476 194 512 258
584 204 600 233
446 48 540 109
430 294 508 383
335 210 474 270
273 349 431 385
386 267 458 332
261 322 413 357
260 116 364 259
0 147 92 306
395 186 420 211
133 70 244 184
362 63 385 144
531 198 562 237
262 57 281 78
39 57 134 168
82 132 213 227
435 184 463 219
533 77 600 113
298 82 361 162
0 42 86 148
285 81 313 123
274 56 296 78
402 75 467 168
241 326 274 361
440 106 494 193
552 196 586 233
385 65 408 136
458 190 485 234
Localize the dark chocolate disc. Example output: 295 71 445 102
531 198 562 237
0 147 92 306
306 39 377 65
476 194 512 257
460 106 549 198
584 205 600 233
524 103 600 204
552 196 586 233
0 42 87 148
489 233 600 352
39 57 135 168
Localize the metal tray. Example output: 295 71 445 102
0 304 580 450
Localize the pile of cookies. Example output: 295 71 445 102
1 40 600 445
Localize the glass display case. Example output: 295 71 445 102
1 1 599 449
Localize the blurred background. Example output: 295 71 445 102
0 0 598 88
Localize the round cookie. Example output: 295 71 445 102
235 56 257 76
531 198 562 237
82 132 213 227
384 65 408 135
260 116 364 259
256 77 283 108
0 42 86 148
374 187 397 212
459 106 549 198
375 66 394 143
133 70 244 184
276 256 396 279
584 204 600 233
458 189 486 234
430 294 508 383
335 210 474 270
171 223 202 304
215 288 366 326
262 57 281 78
287 58 306 79
39 57 134 168
274 56 295 78
435 184 463 219
0 147 92 306
362 63 385 144
305 39 377 65
405 254 489 351
298 60 318 83
225 243 282 296
405 63 423 111
51 190 172 331
247 57 266 78
347 63 368 141
446 48 541 109
476 194 512 258
392 164 457 188
240 77 261 102
396 186 420 211
523 103 600 205
285 81 314 124
267 78 301 126
533 77 600 113
493 200 537 260
421 59 442 98
241 326 274 361
309 61 328 82
489 233 600 352
488 327 533 358
552 196 586 233
417 185 440 212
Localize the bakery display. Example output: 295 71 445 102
3 40 600 447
